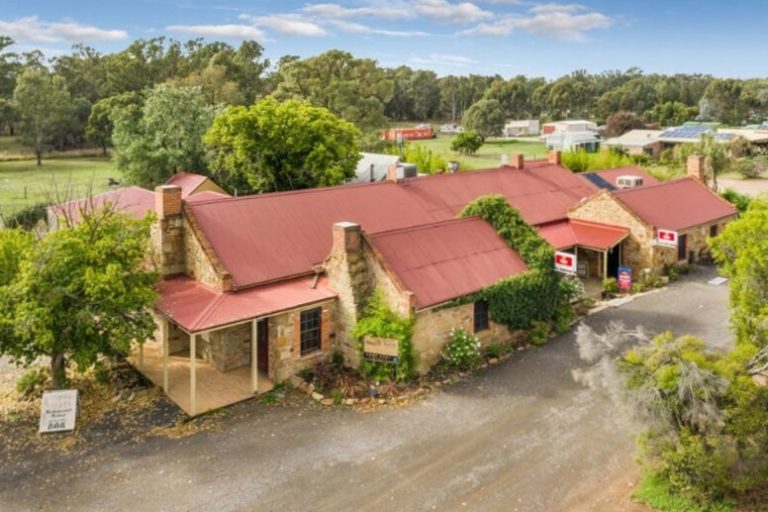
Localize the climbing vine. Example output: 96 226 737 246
457 194 574 332
353 289 416 382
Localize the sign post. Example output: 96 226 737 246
554 251 577 275
363 336 400 365
39 389 78 433
656 229 678 248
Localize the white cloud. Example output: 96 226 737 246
166 23 266 41
302 1 491 24
301 3 411 20
462 4 611 40
330 20 430 37
0 16 128 43
410 53 477 67
240 14 327 36
414 0 493 22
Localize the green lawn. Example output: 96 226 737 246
0 157 116 218
417 134 548 169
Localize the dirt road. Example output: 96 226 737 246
1 267 730 512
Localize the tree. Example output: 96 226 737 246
13 69 74 165
112 84 214 187
408 70 440 121
205 97 361 193
703 79 745 125
86 92 142 155
644 101 697 127
604 111 645 137
0 210 158 388
0 98 19 136
696 132 729 191
451 131 483 155
462 98 504 141
169 64 243 106
275 50 394 128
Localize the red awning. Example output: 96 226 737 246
539 219 629 251
156 275 337 333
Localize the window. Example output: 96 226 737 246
474 300 490 333
710 224 718 237
678 234 688 261
300 308 322 355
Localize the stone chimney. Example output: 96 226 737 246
155 185 182 219
548 150 562 165
508 153 524 169
386 165 401 182
152 185 185 275
687 155 706 181
325 221 372 368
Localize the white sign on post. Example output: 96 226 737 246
656 229 679 248
39 389 78 433
554 251 577 275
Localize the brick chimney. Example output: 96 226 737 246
332 221 362 255
687 155 706 181
152 185 185 275
548 150 562 165
155 184 182 219
508 153 524 170
386 165 401 182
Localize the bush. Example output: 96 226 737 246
442 327 481 370
16 368 49 396
484 344 503 359
561 148 633 173
3 203 50 230
731 158 765 179
603 277 619 294
720 188 752 213
528 320 550 346
632 472 733 512
554 304 576 334
451 131 483 155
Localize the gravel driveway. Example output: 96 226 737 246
0 266 731 512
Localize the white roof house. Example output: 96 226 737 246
352 153 419 184
544 131 600 152
542 120 598 135
604 129 663 149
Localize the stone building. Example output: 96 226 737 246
49 156 737 414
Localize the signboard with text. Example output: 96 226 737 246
656 229 679 248
39 389 78 433
363 337 400 364
618 266 633 291
554 251 577 275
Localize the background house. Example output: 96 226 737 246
504 120 540 137
604 129 663 158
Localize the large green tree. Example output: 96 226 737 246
13 69 74 165
462 98 505 141
112 84 214 187
275 50 394 128
0 210 158 388
85 92 143 155
205 97 361 193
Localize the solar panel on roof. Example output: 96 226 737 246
583 173 616 191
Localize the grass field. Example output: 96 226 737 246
0 157 116 217
416 134 548 169
0 136 106 161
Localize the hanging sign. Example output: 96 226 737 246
39 389 78 433
656 229 678 248
554 251 577 275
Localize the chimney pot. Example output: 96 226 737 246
386 165 402 182
332 221 362 254
155 185 182 219
548 150 562 165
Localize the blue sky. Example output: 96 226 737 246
2 0 767 78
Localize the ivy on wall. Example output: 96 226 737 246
457 194 572 331
353 289 415 382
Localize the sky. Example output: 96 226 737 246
2 0 768 78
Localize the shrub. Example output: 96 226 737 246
3 203 50 230
442 327 481 370
451 131 483 155
731 158 764 179
528 320 550 346
720 188 752 213
484 344 503 359
16 368 49 397
603 277 619 294
554 304 576 334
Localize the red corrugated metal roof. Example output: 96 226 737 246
538 219 629 251
167 172 209 198
586 167 660 188
48 186 154 223
157 275 336 333
614 177 737 231
368 218 528 309
188 161 596 289
184 191 229 203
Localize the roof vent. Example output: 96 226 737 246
616 175 644 189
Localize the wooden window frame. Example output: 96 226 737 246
300 307 322 356
474 300 490 333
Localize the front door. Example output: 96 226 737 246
607 244 621 278
257 320 268 373
678 234 688 262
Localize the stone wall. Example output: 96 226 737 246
652 219 733 269
200 323 251 372
364 240 414 317
184 216 228 290
151 214 186 276
412 302 521 374
268 301 336 382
